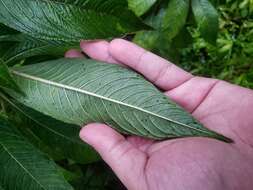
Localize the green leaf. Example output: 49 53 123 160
133 7 165 52
191 0 219 44
0 119 73 190
8 58 231 142
0 59 21 93
2 35 79 64
1 95 99 164
133 31 160 51
143 6 167 29
133 6 187 61
0 0 149 42
18 125 66 161
162 0 189 40
128 0 157 16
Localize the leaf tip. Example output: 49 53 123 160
214 133 234 143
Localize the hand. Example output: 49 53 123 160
65 39 253 190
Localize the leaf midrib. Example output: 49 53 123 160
11 69 211 135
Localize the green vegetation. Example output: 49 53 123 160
0 0 252 189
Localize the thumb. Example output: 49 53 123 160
80 123 148 190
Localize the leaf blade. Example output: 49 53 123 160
9 58 231 142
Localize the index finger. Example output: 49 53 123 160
109 39 193 91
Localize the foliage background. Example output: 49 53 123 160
179 0 253 88
0 0 252 189
134 0 253 89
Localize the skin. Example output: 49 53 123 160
65 39 253 190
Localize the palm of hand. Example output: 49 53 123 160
120 81 253 190
66 39 253 190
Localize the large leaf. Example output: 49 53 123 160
8 58 231 142
0 119 73 190
191 0 219 44
0 94 99 164
128 0 157 16
0 59 21 93
0 0 149 42
162 0 189 40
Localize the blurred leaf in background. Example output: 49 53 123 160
128 0 157 16
191 0 219 45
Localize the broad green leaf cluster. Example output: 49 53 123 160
0 0 252 189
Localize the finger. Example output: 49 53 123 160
109 39 193 91
65 49 84 58
80 40 119 64
165 77 219 113
80 123 148 190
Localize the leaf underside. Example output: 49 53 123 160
8 58 231 142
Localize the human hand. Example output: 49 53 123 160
65 39 253 190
